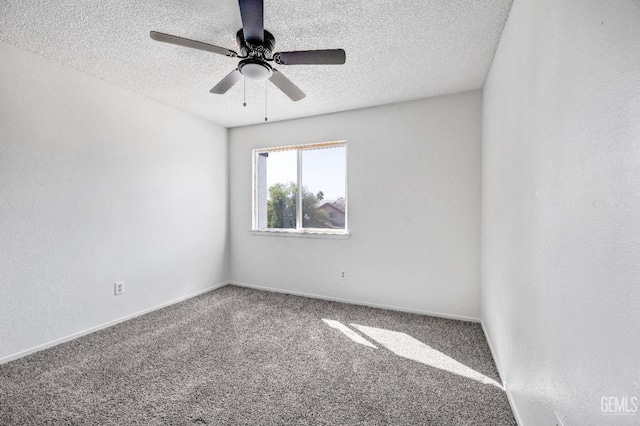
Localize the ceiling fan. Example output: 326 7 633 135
150 0 346 102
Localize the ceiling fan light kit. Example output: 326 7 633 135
150 0 346 103
239 59 273 81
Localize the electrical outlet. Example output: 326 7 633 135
340 271 347 280
114 281 125 296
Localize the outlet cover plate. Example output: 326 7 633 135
114 281 125 296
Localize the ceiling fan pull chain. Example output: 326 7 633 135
243 76 247 107
264 81 268 122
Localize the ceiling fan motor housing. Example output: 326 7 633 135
236 29 275 58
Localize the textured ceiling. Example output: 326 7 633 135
0 0 513 128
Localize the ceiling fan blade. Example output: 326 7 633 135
150 31 237 57
238 0 264 45
274 49 346 65
210 69 242 94
269 69 305 101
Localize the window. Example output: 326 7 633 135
253 141 347 235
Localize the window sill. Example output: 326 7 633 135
250 229 350 239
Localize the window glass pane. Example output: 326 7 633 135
254 142 347 233
256 150 297 229
301 146 346 229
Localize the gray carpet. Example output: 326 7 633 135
0 285 516 425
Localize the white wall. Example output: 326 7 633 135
229 92 482 320
0 42 228 361
482 1 640 424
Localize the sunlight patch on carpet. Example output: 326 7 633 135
351 323 503 389
322 319 377 349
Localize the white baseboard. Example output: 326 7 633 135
0 282 230 365
229 281 480 323
481 321 524 426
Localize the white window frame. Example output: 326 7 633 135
251 140 349 238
